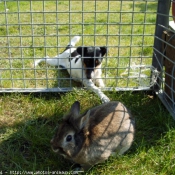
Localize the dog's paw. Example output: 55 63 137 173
99 82 105 88
33 59 41 67
101 96 110 103
95 79 105 88
33 56 49 67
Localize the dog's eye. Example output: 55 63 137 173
66 135 72 142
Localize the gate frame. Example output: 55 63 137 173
152 0 175 119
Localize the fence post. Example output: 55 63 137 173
151 0 171 91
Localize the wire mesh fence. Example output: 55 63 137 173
0 0 175 117
158 28 175 119
0 0 157 92
154 0 175 119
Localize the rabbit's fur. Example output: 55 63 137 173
51 101 135 170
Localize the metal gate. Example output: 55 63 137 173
0 0 174 118
153 0 175 119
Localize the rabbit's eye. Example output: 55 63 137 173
66 135 72 142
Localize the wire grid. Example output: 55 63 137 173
0 0 158 92
155 25 175 119
149 0 175 119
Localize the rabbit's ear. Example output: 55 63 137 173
79 110 90 130
70 101 80 119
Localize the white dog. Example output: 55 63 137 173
34 36 110 103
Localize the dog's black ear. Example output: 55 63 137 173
100 46 107 56
77 47 88 56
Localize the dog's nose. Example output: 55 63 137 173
86 70 94 79
86 75 91 79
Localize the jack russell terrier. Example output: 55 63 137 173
34 36 110 103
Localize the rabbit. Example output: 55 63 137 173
50 101 135 171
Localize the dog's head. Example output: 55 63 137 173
77 46 107 79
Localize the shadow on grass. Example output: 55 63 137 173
53 67 83 89
0 115 73 172
0 91 174 172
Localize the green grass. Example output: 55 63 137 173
0 91 175 174
0 1 157 89
1 1 174 174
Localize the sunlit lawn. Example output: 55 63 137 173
1 1 174 175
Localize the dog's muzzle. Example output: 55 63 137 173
86 69 95 79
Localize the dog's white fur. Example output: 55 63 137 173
34 36 110 103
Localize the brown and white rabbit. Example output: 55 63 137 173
51 101 135 171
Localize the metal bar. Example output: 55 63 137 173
0 87 152 93
0 22 156 26
0 0 158 2
116 0 122 87
0 11 158 15
151 0 171 91
157 91 175 120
